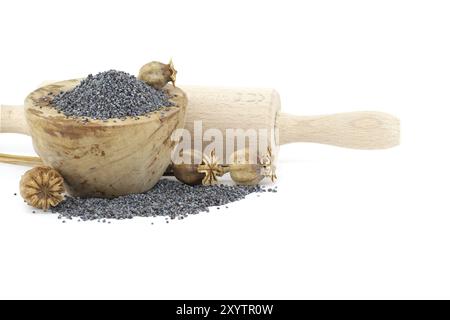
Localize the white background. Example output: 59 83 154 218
0 0 449 300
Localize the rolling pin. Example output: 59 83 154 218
0 86 400 166
181 86 399 150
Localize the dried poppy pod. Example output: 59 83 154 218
20 166 65 211
138 59 177 89
229 148 263 185
172 149 205 186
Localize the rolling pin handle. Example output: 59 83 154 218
278 111 400 150
0 105 42 166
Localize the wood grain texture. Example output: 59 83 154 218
24 80 187 198
278 111 400 149
0 104 42 166
181 85 280 156
0 105 29 135
181 86 399 151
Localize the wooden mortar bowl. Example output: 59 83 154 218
24 80 187 198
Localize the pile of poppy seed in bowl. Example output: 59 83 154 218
44 69 274 223
52 70 173 120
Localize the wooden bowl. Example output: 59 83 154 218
24 80 187 198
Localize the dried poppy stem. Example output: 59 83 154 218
0 153 43 167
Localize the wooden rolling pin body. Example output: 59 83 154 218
0 86 400 166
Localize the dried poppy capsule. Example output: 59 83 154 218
229 148 263 185
138 59 177 89
172 149 205 186
20 166 65 211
